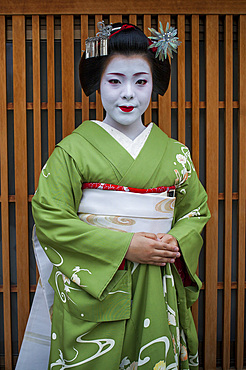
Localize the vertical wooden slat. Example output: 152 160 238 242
191 15 200 307
223 15 233 370
177 15 185 144
204 15 219 370
158 15 171 136
191 15 200 332
12 15 30 349
129 14 137 25
32 16 42 189
81 15 89 122
191 15 200 174
236 14 246 370
47 15 56 154
0 15 12 370
95 14 104 121
32 15 41 286
143 15 152 126
61 15 75 138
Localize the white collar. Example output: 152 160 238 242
93 121 153 159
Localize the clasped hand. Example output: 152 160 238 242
125 232 180 266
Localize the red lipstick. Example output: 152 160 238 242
119 106 134 112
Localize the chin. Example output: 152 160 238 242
112 113 140 127
116 120 136 126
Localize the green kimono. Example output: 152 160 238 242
32 121 210 369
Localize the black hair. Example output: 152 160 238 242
79 23 170 96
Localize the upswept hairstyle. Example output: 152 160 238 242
79 23 170 96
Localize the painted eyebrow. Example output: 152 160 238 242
133 72 150 76
107 72 150 76
107 73 124 76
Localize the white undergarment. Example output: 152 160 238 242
93 120 153 160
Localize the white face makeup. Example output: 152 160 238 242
100 55 153 137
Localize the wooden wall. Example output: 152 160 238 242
0 1 245 369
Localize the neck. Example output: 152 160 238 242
102 116 146 140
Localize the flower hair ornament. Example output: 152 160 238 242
84 20 180 61
148 21 181 61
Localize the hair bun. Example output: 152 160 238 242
79 22 170 96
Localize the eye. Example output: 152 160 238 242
108 79 121 84
136 79 147 85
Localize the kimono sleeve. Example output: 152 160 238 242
168 149 210 305
32 146 133 302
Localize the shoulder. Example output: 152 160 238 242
152 124 189 153
56 121 90 152
54 121 100 166
167 137 189 154
154 125 192 162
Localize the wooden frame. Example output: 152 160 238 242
0 0 245 15
0 2 246 369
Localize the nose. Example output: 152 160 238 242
121 82 135 100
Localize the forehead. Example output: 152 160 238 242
103 55 152 76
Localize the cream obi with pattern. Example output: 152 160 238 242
78 188 176 234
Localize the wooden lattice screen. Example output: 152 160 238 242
0 1 245 369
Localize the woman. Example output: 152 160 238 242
31 22 210 369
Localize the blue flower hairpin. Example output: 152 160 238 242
148 21 181 61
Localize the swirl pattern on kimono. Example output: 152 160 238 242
44 245 64 267
155 199 175 213
107 216 136 226
55 266 93 305
70 266 92 287
42 162 50 178
188 351 199 367
55 271 80 305
50 334 115 369
137 336 170 366
79 214 134 232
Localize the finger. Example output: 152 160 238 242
155 242 179 252
148 250 180 262
163 243 179 252
161 234 177 244
149 256 176 264
154 250 180 259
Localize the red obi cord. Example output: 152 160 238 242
109 24 136 39
82 182 176 194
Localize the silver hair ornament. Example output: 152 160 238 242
85 21 112 59
96 21 112 38
148 21 181 61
